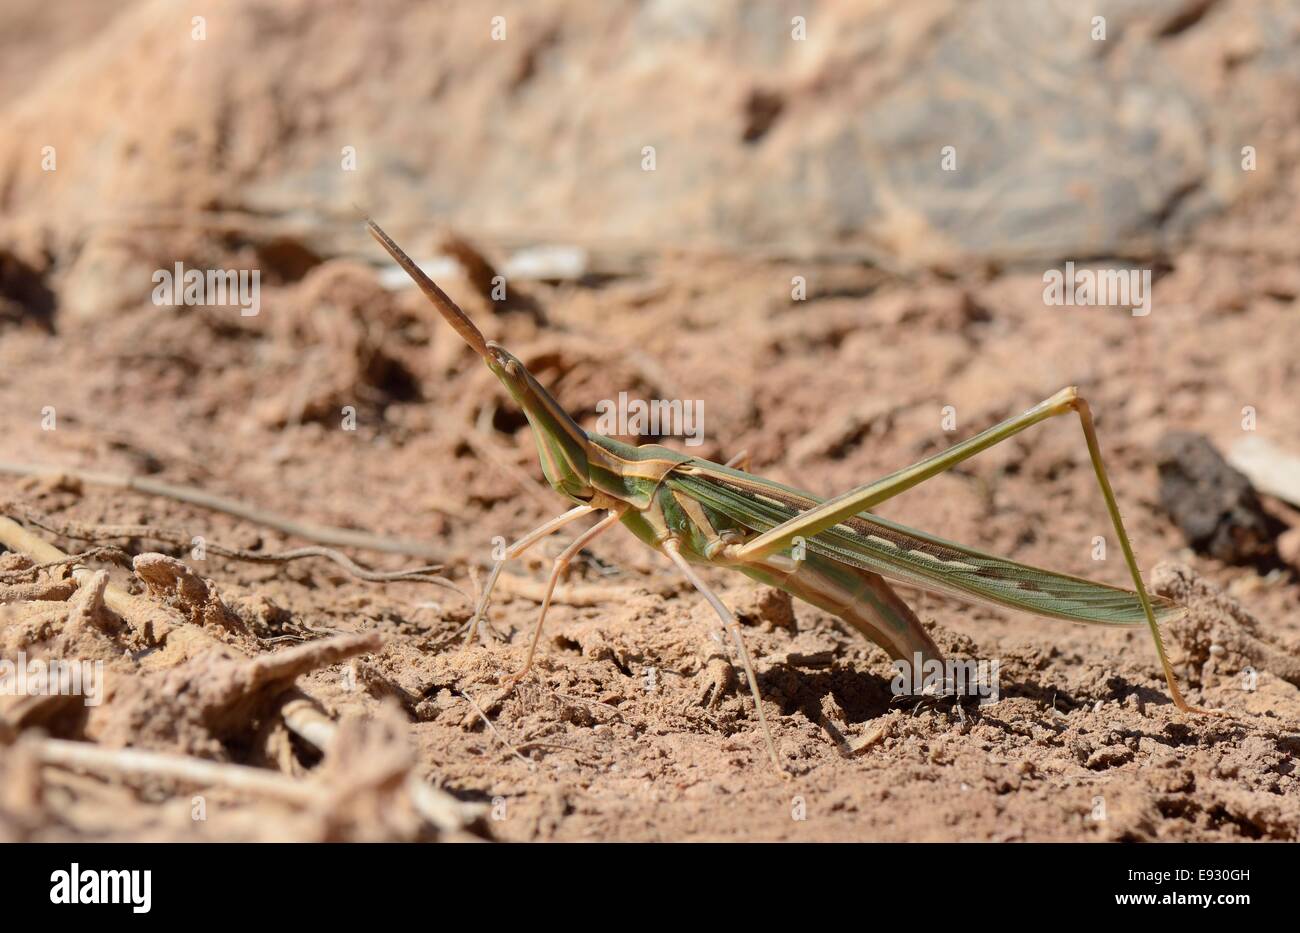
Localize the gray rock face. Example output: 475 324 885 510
735 0 1297 264
1 0 1297 302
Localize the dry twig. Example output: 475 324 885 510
0 461 443 559
4 507 465 597
31 736 319 803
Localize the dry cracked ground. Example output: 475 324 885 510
1 0 1299 840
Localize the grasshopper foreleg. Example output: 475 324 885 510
464 505 595 648
504 509 625 686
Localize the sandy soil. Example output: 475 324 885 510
1 0 1298 842
3 241 1298 841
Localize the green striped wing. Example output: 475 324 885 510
668 465 1182 627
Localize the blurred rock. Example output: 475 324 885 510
1156 431 1276 564
0 0 1297 311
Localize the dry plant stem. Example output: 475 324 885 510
5 508 465 596
245 631 384 685
276 690 341 751
0 578 77 602
35 735 483 833
0 461 443 560
33 736 319 804
490 572 641 607
203 544 460 591
0 546 126 583
274 689 484 831
404 773 486 835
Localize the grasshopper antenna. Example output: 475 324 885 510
363 215 493 362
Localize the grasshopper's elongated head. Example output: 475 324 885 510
483 341 594 502
366 219 595 504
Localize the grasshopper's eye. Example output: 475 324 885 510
489 346 517 373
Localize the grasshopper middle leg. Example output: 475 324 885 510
662 538 786 776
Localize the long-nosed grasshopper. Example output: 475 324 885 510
367 219 1204 774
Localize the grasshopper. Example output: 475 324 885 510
367 219 1203 774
